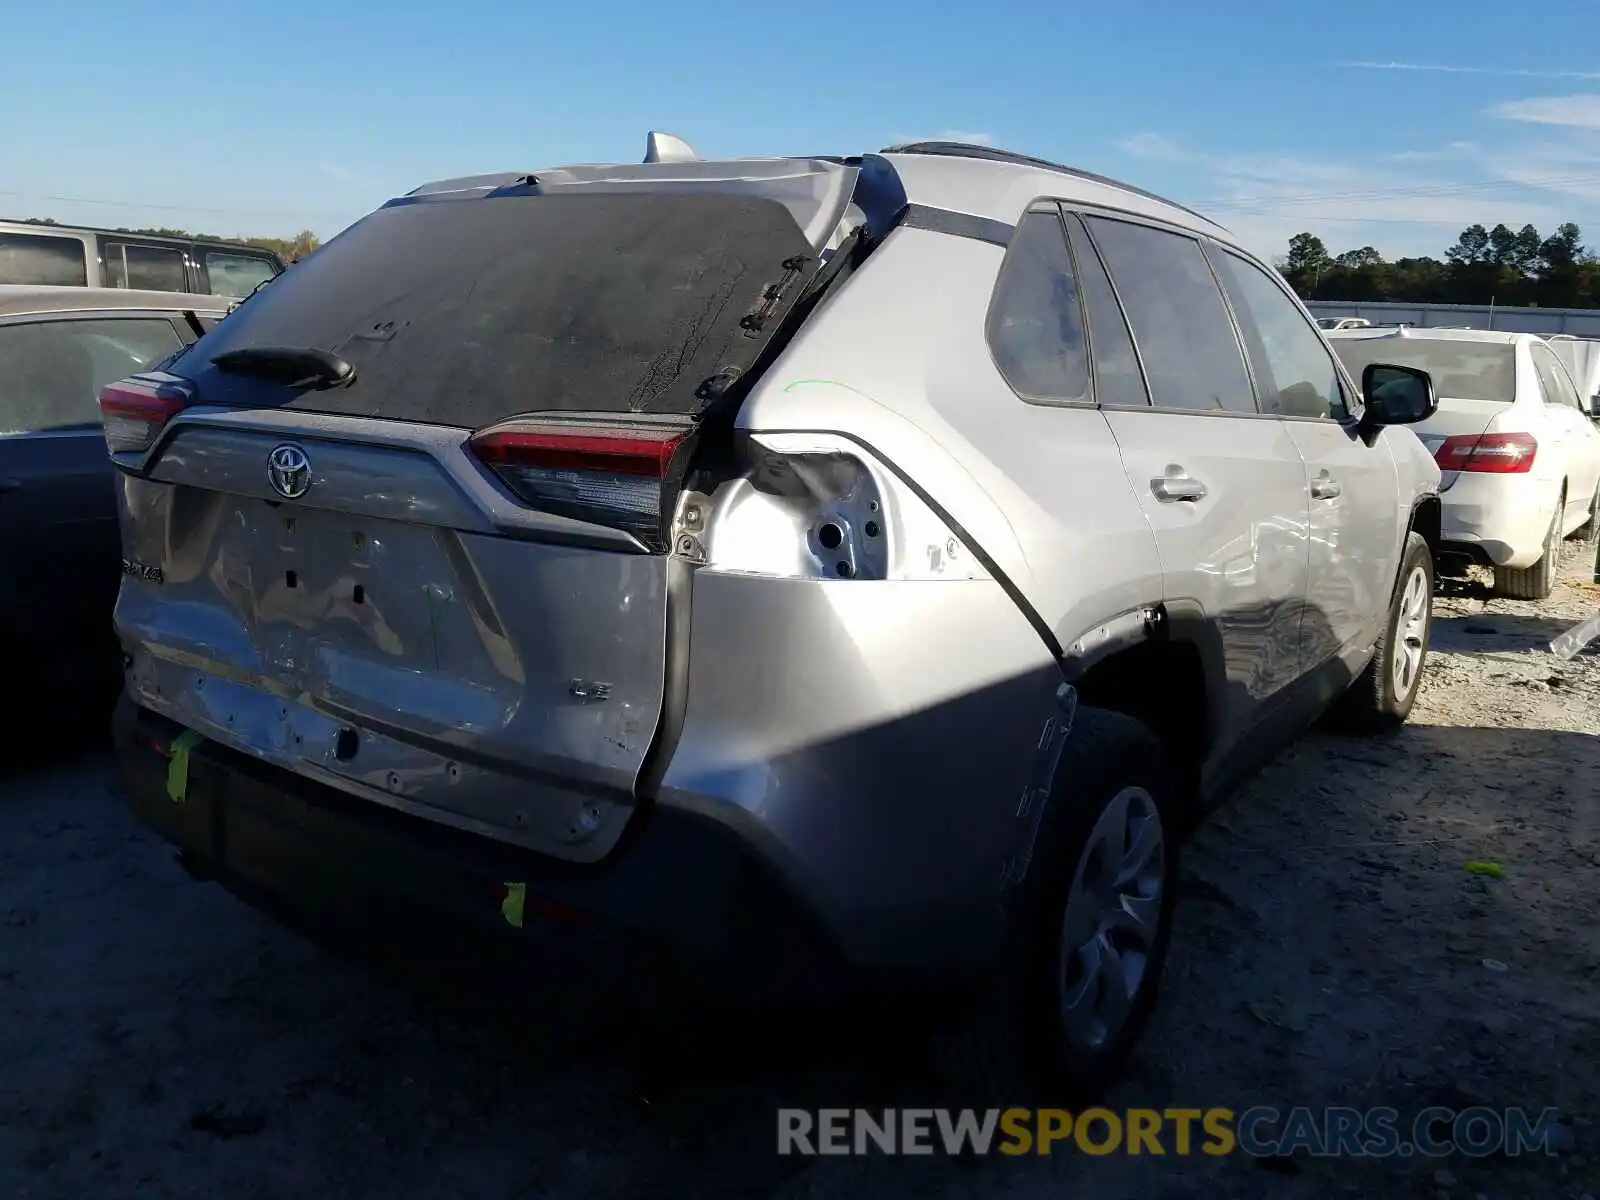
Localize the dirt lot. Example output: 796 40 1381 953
3 546 1597 1200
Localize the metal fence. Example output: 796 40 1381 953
1305 300 1600 337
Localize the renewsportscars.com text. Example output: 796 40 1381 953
776 1106 1566 1158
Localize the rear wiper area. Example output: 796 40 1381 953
211 346 355 390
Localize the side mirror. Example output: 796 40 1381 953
1585 393 1599 418
1360 363 1437 427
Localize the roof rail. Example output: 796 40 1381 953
878 141 1220 227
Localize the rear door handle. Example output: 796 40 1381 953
1151 470 1207 503
1310 474 1342 500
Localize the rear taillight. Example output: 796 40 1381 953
1434 432 1537 474
467 419 693 547
98 375 192 455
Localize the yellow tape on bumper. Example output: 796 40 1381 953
166 729 204 804
501 882 526 928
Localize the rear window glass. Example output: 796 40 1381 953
182 192 822 426
203 249 277 297
1330 337 1515 403
0 232 88 286
0 316 185 433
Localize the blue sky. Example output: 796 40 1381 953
5 0 1600 263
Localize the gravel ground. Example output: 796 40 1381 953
3 544 1597 1200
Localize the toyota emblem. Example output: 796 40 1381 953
267 443 313 500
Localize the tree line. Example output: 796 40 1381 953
14 216 319 262
1280 222 1599 310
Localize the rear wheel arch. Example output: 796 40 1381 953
1064 609 1217 823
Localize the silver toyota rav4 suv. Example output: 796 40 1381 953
106 137 1442 1098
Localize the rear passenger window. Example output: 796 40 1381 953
1082 216 1255 413
985 208 1090 404
1063 213 1149 407
1212 249 1348 421
0 233 88 286
103 242 188 292
0 316 185 434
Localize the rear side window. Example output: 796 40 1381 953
1212 249 1348 421
1531 345 1581 409
0 232 88 286
103 242 188 292
1082 217 1255 414
203 249 277 298
985 208 1090 404
1063 213 1149 407
0 316 185 433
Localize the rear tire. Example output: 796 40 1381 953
1493 494 1563 601
1331 532 1432 733
934 707 1179 1105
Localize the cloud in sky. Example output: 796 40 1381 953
319 162 379 188
1110 130 1600 260
888 129 995 147
1114 132 1191 164
1340 60 1600 81
1488 94 1600 129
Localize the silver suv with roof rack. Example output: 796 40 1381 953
0 220 283 299
105 132 1443 1098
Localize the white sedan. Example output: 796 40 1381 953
1330 326 1600 599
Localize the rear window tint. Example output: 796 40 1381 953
1063 213 1149 407
0 232 88 286
1330 338 1515 404
183 192 822 427
0 316 185 433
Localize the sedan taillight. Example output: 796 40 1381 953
1433 432 1537 474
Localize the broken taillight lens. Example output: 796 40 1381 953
98 375 193 455
687 432 995 583
467 419 693 546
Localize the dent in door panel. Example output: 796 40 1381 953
1103 411 1311 756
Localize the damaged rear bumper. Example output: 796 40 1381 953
112 572 1074 1008
113 697 866 1007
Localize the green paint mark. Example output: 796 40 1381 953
1463 859 1505 879
501 882 526 929
780 378 878 401
166 729 204 804
422 584 450 672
